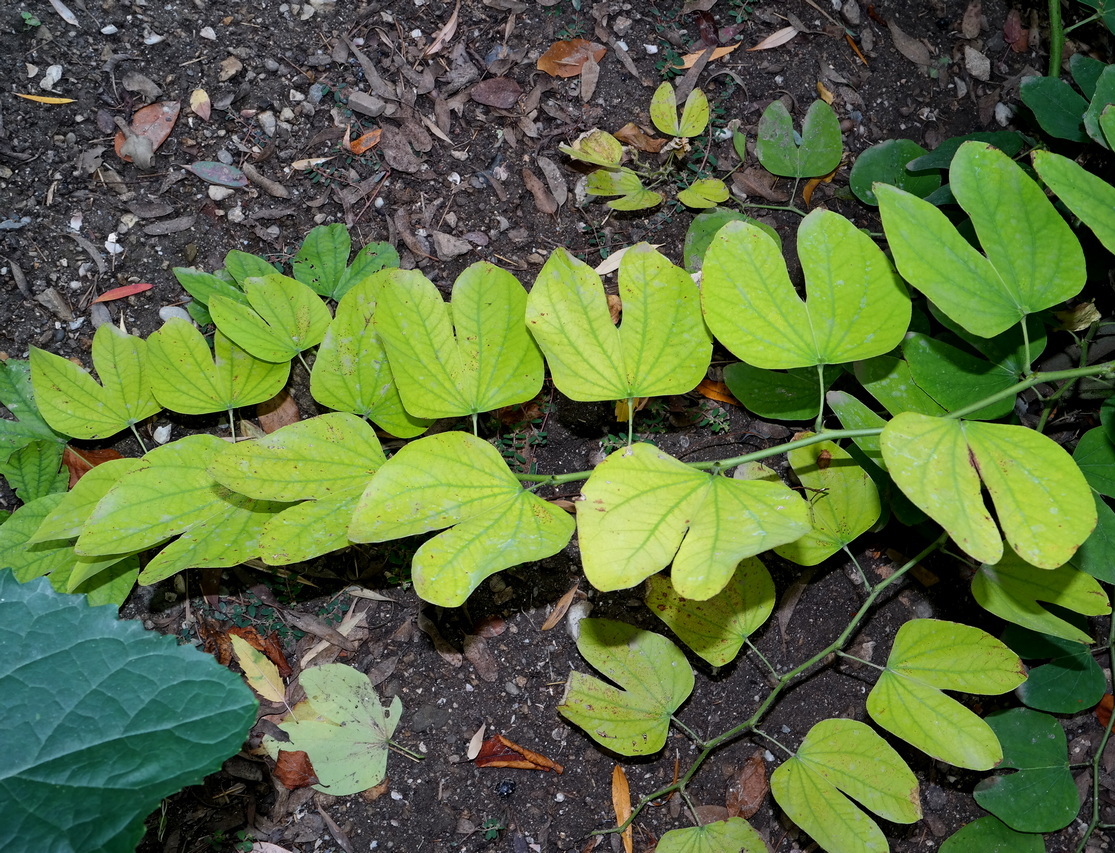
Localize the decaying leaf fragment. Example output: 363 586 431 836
612 765 633 853
725 752 768 819
474 734 564 773
274 750 320 789
537 39 607 78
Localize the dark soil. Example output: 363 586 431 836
2 1 1113 851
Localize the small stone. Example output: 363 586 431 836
289 88 305 102
431 231 471 260
199 26 217 40
208 185 235 201
964 45 991 81
264 58 280 72
257 110 277 136
279 107 295 122
218 56 243 82
347 91 386 117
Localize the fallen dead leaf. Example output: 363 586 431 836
475 734 564 773
417 610 463 667
695 378 741 406
522 167 557 215
257 388 301 434
1003 9 1027 52
14 93 76 104
615 397 649 423
888 20 932 67
732 168 788 203
613 122 667 153
541 582 580 631
580 52 600 102
463 634 500 682
468 724 487 760
802 166 837 207
423 0 460 58
679 43 740 65
748 28 797 51
1097 693 1112 728
595 244 662 277
113 101 180 166
537 39 607 78
470 77 522 109
348 128 383 155
91 282 152 304
316 803 354 853
962 0 983 39
62 445 124 487
189 88 211 121
219 55 243 82
612 766 633 853
274 750 320 790
607 293 623 325
725 752 769 819
535 155 568 206
229 624 293 677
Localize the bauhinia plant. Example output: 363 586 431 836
2 141 1114 852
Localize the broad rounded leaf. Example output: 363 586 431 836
650 82 681 136
579 443 809 599
756 99 842 178
771 719 920 853
866 619 1025 770
702 211 909 369
1032 150 1115 256
526 245 711 401
940 816 1045 853
209 273 331 363
880 413 1096 568
292 223 350 298
645 557 775 666
1004 626 1107 714
655 818 767 853
1073 426 1115 497
723 363 841 421
558 618 694 756
849 138 940 206
901 333 1016 419
0 570 256 853
854 355 945 418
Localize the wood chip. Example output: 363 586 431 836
242 162 290 198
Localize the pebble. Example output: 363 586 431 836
264 58 280 72
89 302 112 329
158 305 194 324
257 110 277 136
207 185 235 201
504 681 519 696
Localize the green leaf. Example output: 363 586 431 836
1020 76 1089 141
854 355 947 417
677 177 729 209
906 131 1027 171
1074 426 1115 497
258 492 362 565
30 458 144 542
1033 149 1115 256
756 99 842 178
293 223 351 297
5 439 67 502
973 708 1080 833
878 142 1086 338
848 138 940 206
972 550 1109 644
1003 626 1107 714
655 818 767 853
679 88 710 137
349 432 575 606
650 81 681 136
827 391 887 468
558 129 623 167
333 240 399 301
262 663 401 796
586 168 662 210
1083 64 1115 148
0 359 66 468
146 320 289 415
775 439 880 566
172 266 247 308
866 619 1026 770
644 557 775 666
771 718 920 853
702 211 910 369
940 816 1045 853
310 273 430 438
29 324 161 440
374 264 543 418
682 208 780 273
579 443 809 599
0 570 256 853
209 274 332 363
0 493 75 581
1071 53 1106 99
558 618 693 756
901 332 1017 419
880 413 1097 568
223 250 278 285
76 434 232 555
723 363 841 421
526 245 711 401
1068 493 1115 583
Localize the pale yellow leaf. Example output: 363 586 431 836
748 26 799 51
231 633 286 703
15 93 76 104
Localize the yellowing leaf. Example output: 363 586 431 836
189 88 211 121
15 94 75 104
748 26 798 51
230 633 285 703
612 766 633 853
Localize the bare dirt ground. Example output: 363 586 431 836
2 1 1113 851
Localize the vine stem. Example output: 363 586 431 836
603 533 948 837
1074 605 1115 852
1048 0 1064 77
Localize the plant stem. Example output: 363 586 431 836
1048 0 1064 76
228 408 237 443
627 397 635 446
1074 605 1115 853
814 363 826 434
389 740 426 762
129 423 149 454
471 412 479 437
670 715 706 747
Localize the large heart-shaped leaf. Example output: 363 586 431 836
655 818 767 853
558 618 694 756
756 99 842 178
1073 426 1115 497
878 142 1086 337
263 664 401 796
940 816 1045 852
146 320 289 416
30 324 161 440
866 619 1026 770
723 363 842 421
292 223 350 298
1004 626 1107 714
644 557 775 666
526 245 711 401
973 708 1080 833
1032 150 1115 256
854 356 946 417
310 273 430 438
0 570 256 853
0 359 66 467
771 718 920 853
348 432 574 606
650 81 709 138
374 264 543 418
1069 493 1115 583
901 333 1017 420
972 550 1109 644
774 439 880 566
701 210 909 369
880 413 1096 568
209 273 332 363
579 443 809 600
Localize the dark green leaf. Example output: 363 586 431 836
849 139 940 206
1020 77 1089 142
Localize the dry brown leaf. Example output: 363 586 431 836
802 166 837 207
189 88 211 121
613 122 667 153
228 624 293 678
732 168 788 203
348 128 383 155
522 167 557 215
695 378 741 407
542 582 580 631
535 155 568 206
471 77 523 109
612 766 633 853
113 101 180 164
257 388 301 434
580 52 600 102
1096 693 1112 728
463 634 500 682
615 397 649 423
725 752 769 818
1003 9 1027 52
196 615 234 666
316 803 355 853
816 80 834 104
417 610 464 667
274 750 320 790
677 43 740 66
606 293 623 324
468 724 487 760
282 610 358 652
747 28 797 52
962 0 983 39
537 39 607 78
474 735 564 773
62 445 124 487
423 0 461 58
888 21 932 67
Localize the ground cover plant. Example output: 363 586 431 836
3 129 1115 852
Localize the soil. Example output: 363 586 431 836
2 1 1114 852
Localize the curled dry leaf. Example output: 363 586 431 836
229 624 292 677
62 445 123 488
613 122 667 153
257 387 301 434
725 752 769 819
470 77 522 109
189 88 211 121
1097 693 1112 727
462 634 500 682
962 0 983 39
537 39 607 78
347 128 383 155
522 167 558 215
612 766 633 853
423 0 460 58
113 101 180 165
474 734 564 773
888 20 932 67
680 43 740 64
417 610 463 666
468 724 487 760
274 750 320 790
695 378 741 406
541 582 580 631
